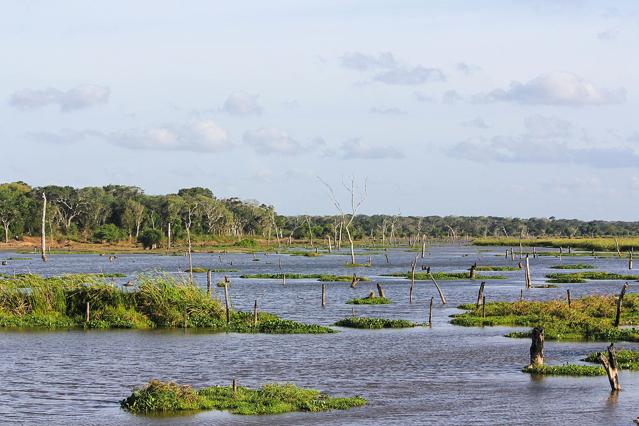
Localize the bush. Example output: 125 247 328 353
93 224 122 243
138 228 163 249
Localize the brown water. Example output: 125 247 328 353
0 245 637 425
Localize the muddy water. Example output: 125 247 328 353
0 246 637 425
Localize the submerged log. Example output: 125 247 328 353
528 327 544 368
599 343 621 391
614 282 629 327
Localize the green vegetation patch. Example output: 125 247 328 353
0 274 332 333
583 349 639 370
550 264 595 270
4 257 32 261
545 271 639 283
382 272 506 280
240 273 369 282
346 295 391 305
287 251 321 257
334 317 415 329
475 265 520 271
451 294 639 342
523 364 605 376
185 267 208 273
121 380 365 415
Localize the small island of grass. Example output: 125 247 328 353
239 273 369 282
545 271 639 283
583 349 639 370
346 293 391 305
121 380 366 415
382 272 506 281
334 317 415 329
549 264 595 270
523 364 605 376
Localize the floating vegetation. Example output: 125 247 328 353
451 294 639 342
473 237 639 252
583 349 639 370
545 272 639 283
287 251 321 257
550 264 595 270
344 263 371 268
121 380 366 415
382 272 505 281
346 294 391 305
334 317 415 329
523 364 605 376
184 267 208 273
0 274 332 333
239 273 369 282
475 266 520 271
4 257 32 261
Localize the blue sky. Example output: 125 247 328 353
2 1 638 220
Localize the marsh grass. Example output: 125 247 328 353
121 380 366 415
473 237 639 252
451 294 639 341
382 272 506 281
523 364 605 376
545 272 639 283
550 264 595 270
0 274 332 333
475 266 520 271
583 349 639 370
346 295 391 305
334 317 415 329
239 273 369 282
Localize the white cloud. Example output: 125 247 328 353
374 66 445 86
222 91 262 115
243 127 303 155
9 85 110 111
414 91 435 102
340 52 397 71
478 72 626 106
457 62 481 75
442 90 463 104
340 138 403 159
597 28 619 41
461 117 489 129
450 115 639 168
369 106 407 115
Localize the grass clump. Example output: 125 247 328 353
334 317 415 329
185 267 208 273
550 264 595 270
545 271 639 283
523 364 605 376
475 265 520 271
382 272 505 280
473 237 639 252
346 294 391 305
287 251 321 257
121 380 366 415
583 349 639 370
240 273 369 282
451 294 639 342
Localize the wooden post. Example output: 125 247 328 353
469 263 477 279
428 272 446 304
385 253 390 264
629 249 633 270
85 302 90 323
207 270 212 297
409 284 414 304
224 279 231 324
351 273 359 288
253 299 258 326
40 192 48 262
376 283 385 298
520 289 523 301
428 296 434 327
566 289 571 307
528 327 544 368
614 282 629 327
232 379 238 396
278 257 282 270
410 257 417 303
282 273 286 286
599 343 621 391
421 242 426 259
524 255 532 289
481 296 486 318
505 250 508 259
510 248 515 261
321 284 326 308
476 282 485 307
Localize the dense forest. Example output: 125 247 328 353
1 182 638 247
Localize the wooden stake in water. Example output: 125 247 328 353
566 289 571 307
476 282 485 307
85 302 90 323
377 283 385 298
600 343 621 391
321 284 326 308
253 299 259 326
224 278 231 324
421 242 426 259
481 297 486 318
428 297 434 327
232 379 238 396
428 272 446 305
520 289 523 301
629 249 633 270
614 282 629 327
207 269 212 297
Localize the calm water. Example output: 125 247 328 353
0 245 638 425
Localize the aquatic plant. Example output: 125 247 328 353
583 349 639 370
475 265 520 271
121 380 366 415
240 273 369 282
382 272 505 280
522 364 605 376
549 264 595 270
334 317 415 329
346 295 391 305
545 272 639 283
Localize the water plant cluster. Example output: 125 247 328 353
382 272 506 280
545 272 639 284
334 317 415 329
451 294 639 341
346 294 391 305
240 273 370 282
120 380 366 415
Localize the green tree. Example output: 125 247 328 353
0 182 32 243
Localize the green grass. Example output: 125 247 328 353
239 273 369 282
451 294 639 342
4 257 32 261
583 349 639 370
287 251 321 257
549 264 595 270
473 237 639 252
346 295 391 305
121 380 366 415
382 272 506 280
475 265 520 271
545 272 639 283
0 274 333 333
523 364 605 376
185 267 208 273
334 317 415 329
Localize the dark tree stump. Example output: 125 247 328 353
529 327 544 368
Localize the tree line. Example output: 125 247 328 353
1 181 638 247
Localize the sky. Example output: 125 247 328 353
1 0 638 220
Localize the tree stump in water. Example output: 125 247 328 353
469 263 477 279
376 283 385 298
475 282 485 307
528 327 544 368
351 274 359 288
614 283 629 327
599 343 621 391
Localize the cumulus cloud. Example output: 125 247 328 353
9 85 110 111
222 91 262 115
449 115 639 168
457 62 481 75
597 28 619 41
478 72 626 106
461 117 489 129
340 138 403 159
414 91 435 102
442 90 464 104
340 51 444 86
369 106 407 115
28 119 232 152
243 127 303 155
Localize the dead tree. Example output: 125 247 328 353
428 272 446 304
351 273 360 288
524 255 532 288
614 282 629 327
629 249 634 270
40 192 48 262
599 343 621 391
376 283 385 298
409 257 417 303
528 327 544 368
476 282 486 307
182 202 199 284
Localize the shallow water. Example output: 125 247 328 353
0 245 638 425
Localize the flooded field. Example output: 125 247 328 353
0 245 637 425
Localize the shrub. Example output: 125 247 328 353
93 224 122 243
138 228 163 249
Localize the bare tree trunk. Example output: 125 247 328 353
376 283 385 298
600 343 621 391
614 282 629 327
428 272 446 304
469 263 477 279
345 226 356 265
476 282 485 307
524 255 532 288
2 222 8 244
167 222 172 249
327 236 332 253
41 192 48 262
528 327 544 368
428 296 434 327
186 226 193 284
